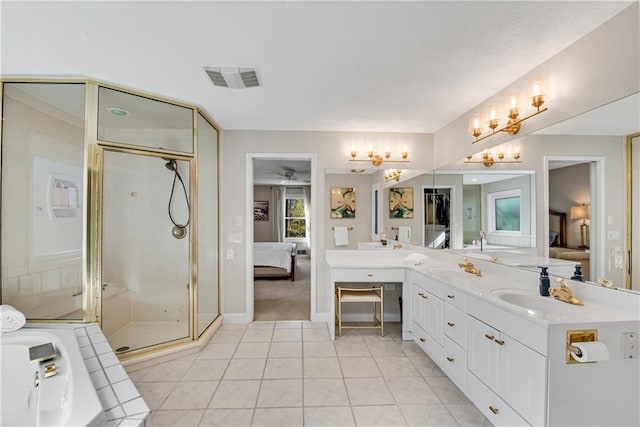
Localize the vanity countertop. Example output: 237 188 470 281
325 249 640 326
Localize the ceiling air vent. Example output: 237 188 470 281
204 67 262 89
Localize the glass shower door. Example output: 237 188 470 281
101 150 191 353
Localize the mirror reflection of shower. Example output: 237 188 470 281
164 158 190 239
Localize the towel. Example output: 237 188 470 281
404 253 428 265
1 305 26 332
398 226 411 243
333 227 349 247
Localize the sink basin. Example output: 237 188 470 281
490 289 578 315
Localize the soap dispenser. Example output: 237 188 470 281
571 264 584 282
539 267 550 296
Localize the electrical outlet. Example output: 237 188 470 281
228 233 242 244
622 332 638 359
607 230 620 241
226 249 234 260
613 248 624 269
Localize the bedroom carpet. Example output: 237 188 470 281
254 255 310 321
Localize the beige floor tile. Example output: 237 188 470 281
272 328 302 342
304 378 350 407
256 379 303 408
210 330 244 344
302 321 328 329
397 341 427 357
264 358 303 379
409 355 447 378
303 341 337 357
427 376 470 404
125 365 153 382
399 404 459 426
160 381 218 409
269 341 303 358
304 406 355 426
209 380 261 409
182 359 229 381
385 377 440 405
303 328 331 341
151 409 204 426
334 341 371 357
251 408 303 427
198 343 238 359
365 341 406 357
351 405 408 426
334 329 365 341
234 342 271 359
199 408 254 427
247 322 275 330
375 356 419 378
141 359 193 382
304 357 342 378
242 329 274 343
339 357 381 378
134 381 176 410
223 358 266 380
446 402 491 426
344 378 394 406
275 321 303 329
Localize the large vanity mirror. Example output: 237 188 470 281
435 92 639 292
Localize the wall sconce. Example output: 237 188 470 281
470 78 549 144
465 147 521 167
570 203 590 248
350 145 409 166
384 169 402 182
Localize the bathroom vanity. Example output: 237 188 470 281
325 250 640 426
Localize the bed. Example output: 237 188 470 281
253 242 297 281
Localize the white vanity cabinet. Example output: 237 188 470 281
467 314 547 426
409 271 444 364
442 284 467 389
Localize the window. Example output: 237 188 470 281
285 196 306 238
488 189 522 233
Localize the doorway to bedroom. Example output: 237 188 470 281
251 157 312 320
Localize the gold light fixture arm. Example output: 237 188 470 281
472 106 548 144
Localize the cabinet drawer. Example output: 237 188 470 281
333 268 404 283
412 322 442 365
444 304 466 348
442 284 466 310
467 373 530 427
442 336 466 390
409 271 444 297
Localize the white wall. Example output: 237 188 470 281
221 130 433 318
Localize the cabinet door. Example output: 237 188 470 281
498 335 547 426
467 315 500 390
411 284 427 331
424 292 443 345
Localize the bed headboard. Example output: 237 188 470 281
549 209 567 247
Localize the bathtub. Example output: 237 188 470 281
0 328 105 426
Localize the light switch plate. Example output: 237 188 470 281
384 283 396 291
622 332 638 359
228 233 242 244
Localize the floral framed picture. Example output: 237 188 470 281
330 187 356 218
389 187 414 218
253 201 269 221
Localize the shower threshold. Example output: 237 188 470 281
107 322 189 353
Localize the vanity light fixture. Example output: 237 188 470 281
384 169 402 182
350 145 409 166
470 78 549 144
465 147 521 167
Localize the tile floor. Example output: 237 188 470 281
128 321 492 426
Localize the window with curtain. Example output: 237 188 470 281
285 192 306 238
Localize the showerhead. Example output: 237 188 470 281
164 159 177 172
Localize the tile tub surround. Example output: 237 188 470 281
128 321 491 426
25 323 150 426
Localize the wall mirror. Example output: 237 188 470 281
435 92 639 293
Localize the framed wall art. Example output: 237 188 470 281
253 200 269 221
389 187 414 218
330 187 356 218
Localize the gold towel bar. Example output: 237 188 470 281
331 227 353 230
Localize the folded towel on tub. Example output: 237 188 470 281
1 304 26 332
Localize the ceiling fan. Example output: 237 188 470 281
278 168 310 184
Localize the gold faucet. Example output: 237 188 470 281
393 243 403 249
458 257 482 277
550 278 584 306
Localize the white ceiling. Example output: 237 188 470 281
1 1 633 133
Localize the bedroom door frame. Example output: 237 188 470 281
245 153 317 321
543 155 604 282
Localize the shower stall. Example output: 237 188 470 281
1 80 220 355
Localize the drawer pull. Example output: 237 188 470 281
419 337 426 342
367 274 374 277
446 356 454 362
447 322 455 327
489 406 500 415
494 339 505 346
447 294 455 299
484 334 495 340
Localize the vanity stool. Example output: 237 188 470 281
335 286 384 337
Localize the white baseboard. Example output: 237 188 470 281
222 313 252 324
311 312 330 322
